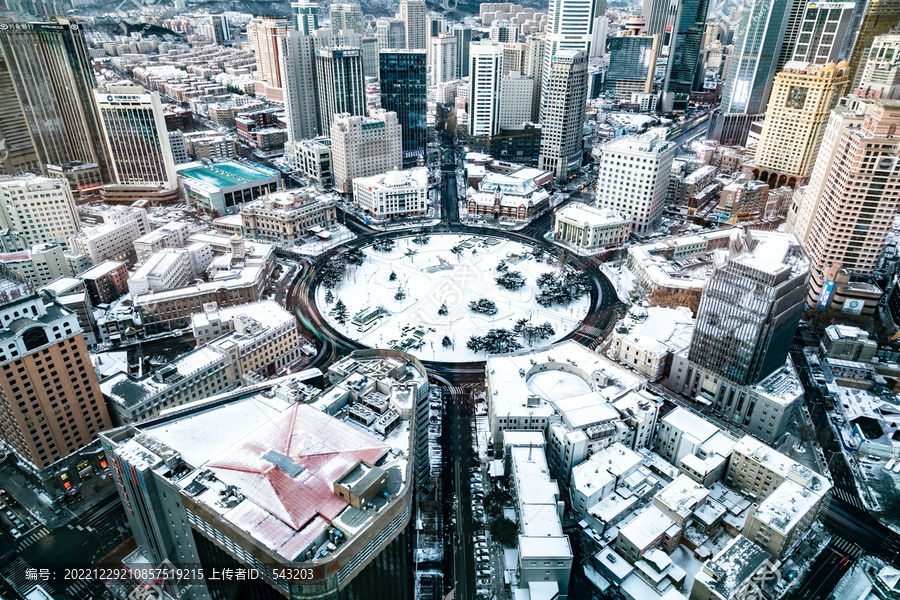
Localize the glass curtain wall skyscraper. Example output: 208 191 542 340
0 18 111 185
379 50 427 168
665 0 710 94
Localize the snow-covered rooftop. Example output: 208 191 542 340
654 474 709 520
751 478 828 535
694 535 771 599
571 442 642 499
618 506 676 550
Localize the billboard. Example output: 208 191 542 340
816 279 835 312
842 299 864 315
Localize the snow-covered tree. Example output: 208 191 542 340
333 299 348 325
469 298 498 315
495 270 525 290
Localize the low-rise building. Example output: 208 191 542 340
569 442 642 514
653 473 709 527
616 505 681 564
552 204 631 252
133 222 190 263
741 477 829 559
68 206 150 265
127 250 193 296
690 535 772 600
240 189 337 244
608 306 694 381
725 435 829 502
655 408 738 488
718 176 770 221
821 324 878 363
465 165 551 221
80 261 129 305
177 161 280 215
352 168 428 220
291 136 333 189
625 229 736 293
0 243 72 287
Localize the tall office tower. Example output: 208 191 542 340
380 50 426 168
790 2 855 64
292 0 320 34
688 231 808 386
607 33 660 101
377 18 406 51
0 176 79 246
542 0 606 116
429 34 457 84
524 35 546 122
0 267 112 474
316 47 366 132
538 49 589 183
786 98 900 309
665 0 710 94
490 19 519 43
0 54 38 175
775 0 807 73
469 40 505 140
453 25 472 78
641 0 669 37
854 34 900 98
331 109 402 193
330 2 363 34
95 85 178 192
499 72 534 127
428 15 448 38
0 18 111 184
399 0 427 50
595 134 675 234
591 15 608 58
361 37 379 80
749 62 848 189
248 17 291 89
846 0 900 88
280 32 321 168
212 15 230 42
708 0 797 144
501 42 525 76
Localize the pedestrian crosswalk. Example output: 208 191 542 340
18 527 48 549
66 579 93 598
831 537 864 559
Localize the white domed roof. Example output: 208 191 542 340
384 169 407 186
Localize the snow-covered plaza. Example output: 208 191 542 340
315 233 592 362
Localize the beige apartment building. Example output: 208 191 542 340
331 109 403 194
786 97 900 310
747 61 849 188
0 176 80 246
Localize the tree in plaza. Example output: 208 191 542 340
438 303 448 316
389 271 397 281
468 298 498 315
495 270 525 290
333 299 348 325
325 290 334 304
395 287 406 301
373 237 395 252
442 335 452 348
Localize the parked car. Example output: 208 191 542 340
475 542 487 550
4 511 13 520
477 570 491 577
9 529 20 539
13 519 23 530
473 535 485 543
25 516 37 528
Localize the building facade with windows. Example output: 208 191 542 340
331 110 402 194
240 189 337 244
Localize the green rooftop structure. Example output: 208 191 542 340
177 161 281 215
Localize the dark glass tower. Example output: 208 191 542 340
0 18 111 183
666 0 710 94
379 49 427 169
687 231 809 385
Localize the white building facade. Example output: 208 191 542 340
331 110 402 194
352 168 428 219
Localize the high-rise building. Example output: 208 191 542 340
361 37 379 80
748 61 849 188
687 230 809 385
542 0 606 117
790 2 855 65
248 17 291 90
453 25 472 78
523 35 546 122
0 176 80 246
292 0 320 34
316 47 366 133
786 97 900 309
595 134 675 234
0 267 112 475
853 33 900 99
0 18 111 183
429 34 457 84
399 0 427 50
377 18 406 51
641 0 669 38
607 33 660 101
490 19 519 43
846 0 900 88
501 41 525 76
0 54 38 175
538 49 589 183
330 2 363 34
498 71 534 128
95 85 178 191
101 356 424 600
380 50 427 168
468 40 504 140
280 32 321 169
331 109 402 193
591 15 609 58
708 0 798 144
665 0 710 95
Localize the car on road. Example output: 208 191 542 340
13 519 23 530
475 542 487 550
473 534 485 542
478 570 491 577
25 516 36 528
9 529 20 539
